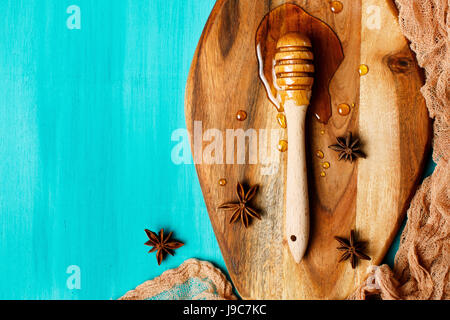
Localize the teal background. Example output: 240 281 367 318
0 0 435 300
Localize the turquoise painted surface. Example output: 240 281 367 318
0 0 221 300
0 0 435 300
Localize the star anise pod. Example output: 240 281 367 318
335 230 371 269
145 229 184 265
218 182 261 228
329 132 366 162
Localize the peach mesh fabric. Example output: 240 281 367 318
120 259 236 300
350 0 449 300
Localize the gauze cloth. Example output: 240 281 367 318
350 0 449 300
120 259 236 300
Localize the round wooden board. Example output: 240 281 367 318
185 0 431 299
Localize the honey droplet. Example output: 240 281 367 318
330 1 344 14
276 113 287 129
320 171 327 177
351 103 356 108
316 150 325 159
236 110 248 121
219 179 227 186
359 64 369 76
278 140 288 152
320 130 326 135
323 162 331 169
337 103 351 116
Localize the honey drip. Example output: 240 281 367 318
359 64 369 76
255 4 344 124
236 110 248 121
337 103 351 116
322 162 331 169
277 113 287 129
316 150 325 159
278 140 288 152
320 171 327 177
219 179 227 186
330 1 344 14
320 130 326 135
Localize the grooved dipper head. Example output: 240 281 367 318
274 32 315 105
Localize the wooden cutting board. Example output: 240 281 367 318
185 0 431 299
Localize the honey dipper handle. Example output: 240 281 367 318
285 100 310 263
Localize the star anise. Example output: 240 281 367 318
335 230 371 269
145 229 184 265
328 132 366 162
218 182 261 228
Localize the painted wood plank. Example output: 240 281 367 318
0 0 222 300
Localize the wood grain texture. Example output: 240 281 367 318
284 102 309 263
185 0 431 299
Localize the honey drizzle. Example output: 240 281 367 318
236 110 248 121
276 113 287 128
330 1 344 14
359 64 369 76
278 140 288 152
256 4 344 125
337 103 351 116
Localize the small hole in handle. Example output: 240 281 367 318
291 235 297 242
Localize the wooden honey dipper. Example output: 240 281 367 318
275 32 314 263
